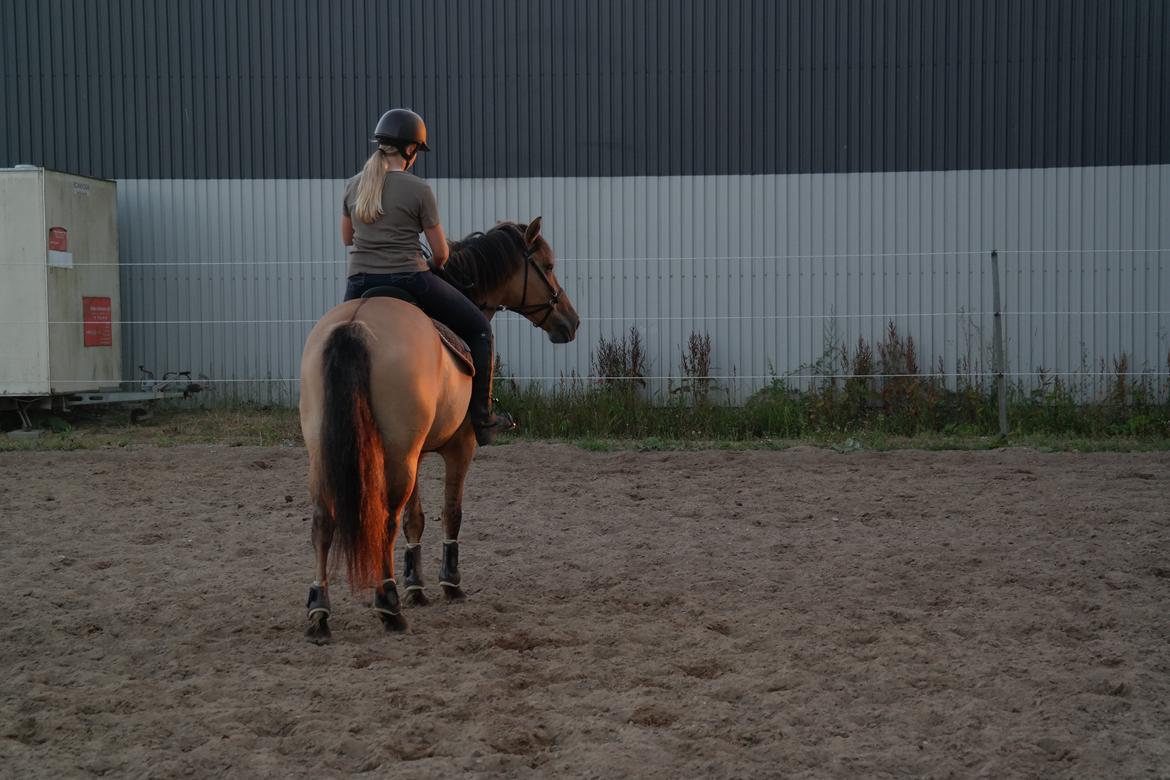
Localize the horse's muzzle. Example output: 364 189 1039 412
547 313 579 344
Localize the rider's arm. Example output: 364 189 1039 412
424 223 449 269
340 184 355 246
418 184 448 269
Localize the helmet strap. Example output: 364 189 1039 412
395 143 417 165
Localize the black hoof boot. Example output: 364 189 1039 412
305 585 332 644
403 543 428 607
373 579 407 633
440 540 466 601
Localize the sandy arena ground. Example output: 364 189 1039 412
0 443 1167 778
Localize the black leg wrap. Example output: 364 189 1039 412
372 579 401 616
439 540 461 587
403 544 424 591
306 585 331 618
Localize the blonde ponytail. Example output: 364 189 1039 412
353 145 395 224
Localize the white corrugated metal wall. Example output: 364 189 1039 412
113 163 1170 403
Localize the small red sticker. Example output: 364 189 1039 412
49 226 68 252
83 297 112 347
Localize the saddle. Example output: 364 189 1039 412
360 286 475 376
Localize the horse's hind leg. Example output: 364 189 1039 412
438 431 476 602
401 485 429 607
305 501 334 644
372 456 419 633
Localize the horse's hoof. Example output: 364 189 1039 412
441 584 466 602
404 588 430 607
374 580 407 631
304 616 332 644
379 611 408 633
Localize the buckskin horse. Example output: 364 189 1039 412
298 218 579 641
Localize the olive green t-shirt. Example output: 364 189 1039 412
342 171 440 276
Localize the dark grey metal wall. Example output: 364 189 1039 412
2 0 1168 180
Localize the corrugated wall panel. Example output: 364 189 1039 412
3 0 1169 178
101 165 1169 403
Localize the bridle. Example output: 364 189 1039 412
480 242 563 328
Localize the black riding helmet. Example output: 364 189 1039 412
373 108 430 162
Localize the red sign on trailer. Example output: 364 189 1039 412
82 296 112 347
48 226 68 251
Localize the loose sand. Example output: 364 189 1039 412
1 443 1167 777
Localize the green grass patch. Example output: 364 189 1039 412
4 401 1166 454
3 369 1168 454
494 377 1170 448
491 322 1169 450
0 402 302 452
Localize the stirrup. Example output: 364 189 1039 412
473 411 516 445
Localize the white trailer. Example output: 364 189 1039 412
1 167 199 430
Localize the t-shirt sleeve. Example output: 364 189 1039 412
341 180 352 217
418 183 440 229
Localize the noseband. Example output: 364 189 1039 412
480 244 562 328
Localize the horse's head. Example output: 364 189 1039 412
448 217 580 344
502 217 579 343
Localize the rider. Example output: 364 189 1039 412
340 108 515 445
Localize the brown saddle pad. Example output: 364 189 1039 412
431 320 475 376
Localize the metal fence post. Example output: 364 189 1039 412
991 249 1009 437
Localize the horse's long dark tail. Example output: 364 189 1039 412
320 322 388 590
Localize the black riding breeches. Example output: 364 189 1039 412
343 270 491 345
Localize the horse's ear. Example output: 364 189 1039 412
524 216 543 246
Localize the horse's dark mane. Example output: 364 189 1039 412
444 222 529 297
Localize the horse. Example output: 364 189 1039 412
297 217 579 641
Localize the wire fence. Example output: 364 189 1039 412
4 248 1168 413
25 371 1170 385
6 310 1170 326
7 246 1170 267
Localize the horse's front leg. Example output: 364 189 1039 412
438 430 476 601
305 501 334 644
401 484 429 607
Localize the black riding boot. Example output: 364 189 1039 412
468 331 516 445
